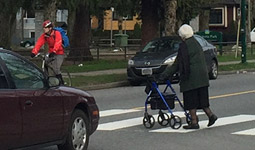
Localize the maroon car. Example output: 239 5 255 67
0 49 99 150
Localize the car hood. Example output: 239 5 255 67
132 51 177 66
58 86 93 98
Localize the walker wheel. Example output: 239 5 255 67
169 115 182 129
157 111 170 126
143 113 155 129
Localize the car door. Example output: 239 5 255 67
0 57 22 149
0 51 64 146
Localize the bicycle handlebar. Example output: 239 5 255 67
35 53 49 58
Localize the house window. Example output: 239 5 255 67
209 8 224 26
25 9 35 18
113 12 133 21
30 32 35 38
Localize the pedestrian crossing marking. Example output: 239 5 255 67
150 115 255 133
100 109 142 117
98 111 204 131
232 128 255 135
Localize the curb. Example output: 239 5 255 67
219 69 255 75
78 81 129 91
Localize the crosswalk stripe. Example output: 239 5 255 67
100 109 142 117
97 111 204 131
150 115 255 133
232 128 255 135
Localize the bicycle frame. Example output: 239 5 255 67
36 53 56 76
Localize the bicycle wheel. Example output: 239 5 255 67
61 69 72 86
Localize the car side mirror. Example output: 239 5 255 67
48 76 60 87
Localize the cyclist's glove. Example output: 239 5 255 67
31 53 36 58
49 52 55 58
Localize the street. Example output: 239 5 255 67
25 73 255 150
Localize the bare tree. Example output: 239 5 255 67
43 0 57 22
141 0 160 46
164 0 177 36
199 10 210 31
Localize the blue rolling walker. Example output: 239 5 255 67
143 77 191 129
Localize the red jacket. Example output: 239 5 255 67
32 30 64 55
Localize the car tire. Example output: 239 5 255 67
209 59 218 80
58 109 90 150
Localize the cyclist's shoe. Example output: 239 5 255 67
56 74 64 85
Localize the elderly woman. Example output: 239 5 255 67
160 24 217 129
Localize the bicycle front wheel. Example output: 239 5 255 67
61 69 72 86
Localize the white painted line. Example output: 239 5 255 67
232 128 255 135
150 115 255 133
100 109 142 117
97 111 204 131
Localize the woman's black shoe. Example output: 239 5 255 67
208 114 218 127
183 123 200 129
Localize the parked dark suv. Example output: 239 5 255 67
0 49 99 150
127 35 218 85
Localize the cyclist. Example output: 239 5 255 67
31 20 65 84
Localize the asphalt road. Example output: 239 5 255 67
23 73 255 150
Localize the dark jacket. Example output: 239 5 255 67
161 36 209 92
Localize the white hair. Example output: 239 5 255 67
178 24 194 40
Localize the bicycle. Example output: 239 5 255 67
35 53 72 86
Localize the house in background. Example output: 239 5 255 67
101 10 141 32
208 0 241 41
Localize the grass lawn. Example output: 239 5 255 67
219 62 255 71
62 59 127 73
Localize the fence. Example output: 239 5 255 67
64 38 142 63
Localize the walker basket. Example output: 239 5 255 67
150 93 175 110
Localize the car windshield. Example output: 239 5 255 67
141 38 180 53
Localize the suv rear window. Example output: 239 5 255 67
141 39 180 53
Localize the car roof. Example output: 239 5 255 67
150 36 181 42
149 34 205 42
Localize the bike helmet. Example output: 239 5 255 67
43 20 53 28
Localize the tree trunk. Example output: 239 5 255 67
199 10 210 31
67 10 75 46
0 14 16 49
68 4 92 61
141 0 160 47
44 0 57 23
164 0 177 36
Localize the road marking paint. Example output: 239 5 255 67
150 115 255 133
130 90 255 111
100 109 142 117
97 111 204 131
210 90 255 99
232 128 255 135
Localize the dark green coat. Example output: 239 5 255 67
162 36 209 92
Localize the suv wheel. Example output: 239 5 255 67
58 109 89 150
209 60 218 79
